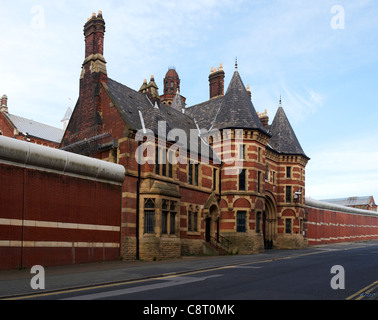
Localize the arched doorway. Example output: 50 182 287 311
263 196 277 249
204 204 220 243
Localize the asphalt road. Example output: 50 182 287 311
3 241 378 302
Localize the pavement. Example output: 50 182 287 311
1 240 378 299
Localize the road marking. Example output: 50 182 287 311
231 266 262 269
61 275 223 300
346 280 378 300
4 242 378 300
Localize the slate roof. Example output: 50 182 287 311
5 113 64 143
105 78 216 160
268 106 309 159
322 196 376 207
171 89 185 113
105 71 307 162
187 71 268 134
106 78 196 136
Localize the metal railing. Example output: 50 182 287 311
209 234 232 253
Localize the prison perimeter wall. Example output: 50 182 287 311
0 136 125 270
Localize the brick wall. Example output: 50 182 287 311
306 198 378 245
0 136 125 270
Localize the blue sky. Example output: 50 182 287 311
1 0 378 200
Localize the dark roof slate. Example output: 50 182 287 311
106 78 196 136
187 71 268 135
268 106 308 158
106 78 214 159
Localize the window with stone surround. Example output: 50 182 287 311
188 205 199 232
285 218 292 234
155 147 174 179
162 199 177 235
286 186 292 203
188 162 199 186
239 169 246 191
144 199 156 234
236 211 247 233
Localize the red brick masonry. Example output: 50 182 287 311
306 198 378 245
0 136 125 270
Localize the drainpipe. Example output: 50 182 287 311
136 140 141 260
218 161 223 202
217 161 223 243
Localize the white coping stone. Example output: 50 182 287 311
0 135 125 184
306 197 378 217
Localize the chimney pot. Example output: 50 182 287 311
209 63 225 99
1 94 8 113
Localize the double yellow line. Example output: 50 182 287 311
347 281 378 300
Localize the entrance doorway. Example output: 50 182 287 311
205 217 211 242
263 196 277 249
204 204 220 243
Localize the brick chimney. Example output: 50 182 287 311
80 11 107 82
0 95 8 113
61 11 107 149
257 109 269 127
209 64 225 99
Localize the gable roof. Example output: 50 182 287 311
187 71 268 135
5 113 64 143
268 106 308 159
105 78 219 162
322 196 376 207
171 89 185 112
106 78 196 136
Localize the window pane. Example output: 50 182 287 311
168 151 173 178
194 164 199 186
188 163 193 185
285 219 292 234
256 212 261 233
170 213 176 235
239 169 246 191
188 211 193 231
286 186 292 203
162 211 168 234
237 211 246 232
257 171 261 193
287 167 291 178
193 212 198 232
155 147 160 175
144 210 155 234
212 168 217 191
145 199 155 209
162 149 167 177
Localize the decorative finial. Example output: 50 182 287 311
235 57 238 70
279 95 282 107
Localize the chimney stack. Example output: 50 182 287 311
246 84 252 99
80 11 107 81
1 94 8 113
257 109 269 127
209 63 225 100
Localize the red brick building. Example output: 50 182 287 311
158 68 186 107
60 12 311 261
0 94 64 148
321 196 377 212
